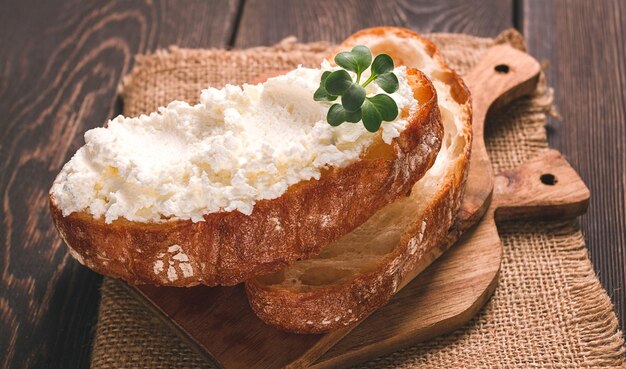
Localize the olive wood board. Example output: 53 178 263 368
125 45 590 369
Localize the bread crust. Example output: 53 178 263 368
50 67 443 287
245 27 473 333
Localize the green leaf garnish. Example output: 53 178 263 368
313 71 338 101
315 45 399 132
374 72 399 93
371 54 394 75
341 84 366 112
314 87 338 101
325 70 353 95
361 95 398 132
335 45 372 82
321 71 331 83
327 103 362 126
368 94 399 121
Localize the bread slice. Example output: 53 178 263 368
246 27 472 333
49 61 443 286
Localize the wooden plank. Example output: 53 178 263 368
0 0 241 367
235 0 513 47
523 0 626 327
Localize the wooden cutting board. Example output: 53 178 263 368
127 45 590 369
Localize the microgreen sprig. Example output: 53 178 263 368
314 45 399 132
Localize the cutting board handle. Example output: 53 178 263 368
466 45 543 131
494 149 590 221
458 45 542 228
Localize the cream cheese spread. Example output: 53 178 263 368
50 64 418 223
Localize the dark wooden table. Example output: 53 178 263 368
1 1 624 367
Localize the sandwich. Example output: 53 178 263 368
49 27 470 333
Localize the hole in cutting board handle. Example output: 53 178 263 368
540 173 557 185
495 64 510 73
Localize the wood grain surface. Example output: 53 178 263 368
0 1 241 368
0 0 623 367
523 0 626 326
235 0 513 47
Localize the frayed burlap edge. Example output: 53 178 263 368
117 37 332 116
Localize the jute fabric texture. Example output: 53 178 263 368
91 30 626 368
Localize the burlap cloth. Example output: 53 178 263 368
90 31 626 368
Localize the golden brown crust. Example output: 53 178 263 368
245 27 473 333
245 173 463 333
50 67 443 287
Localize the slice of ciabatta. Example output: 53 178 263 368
49 55 443 286
246 27 472 333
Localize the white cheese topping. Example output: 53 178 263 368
50 64 418 223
